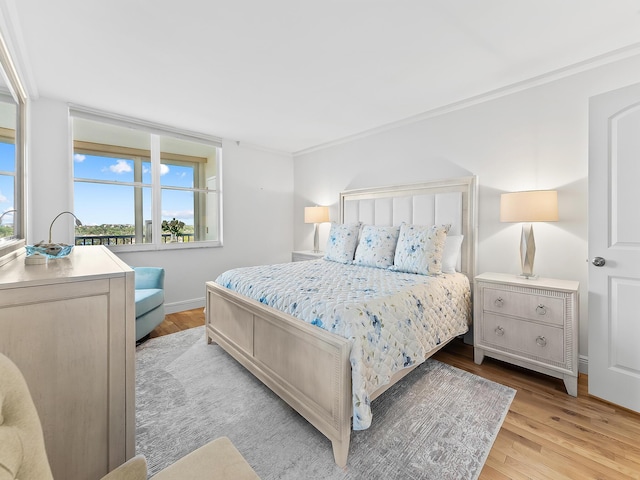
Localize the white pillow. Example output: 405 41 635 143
441 235 464 274
354 225 400 269
324 222 361 264
392 223 449 275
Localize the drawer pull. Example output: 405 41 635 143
494 326 505 336
494 297 504 308
536 336 547 347
536 304 547 315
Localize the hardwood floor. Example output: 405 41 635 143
148 308 205 339
149 309 640 480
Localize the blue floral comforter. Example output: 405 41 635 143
216 259 471 430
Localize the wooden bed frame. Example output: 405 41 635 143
205 176 477 467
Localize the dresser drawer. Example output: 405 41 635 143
480 313 564 364
483 287 564 326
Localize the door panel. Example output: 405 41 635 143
588 82 640 412
609 277 640 372
611 106 640 245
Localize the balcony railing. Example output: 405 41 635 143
75 233 195 246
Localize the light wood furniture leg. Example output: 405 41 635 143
474 348 485 365
563 374 578 397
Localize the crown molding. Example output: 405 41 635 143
294 42 640 157
229 139 292 157
0 0 38 99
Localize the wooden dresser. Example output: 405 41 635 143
0 245 135 480
474 272 580 396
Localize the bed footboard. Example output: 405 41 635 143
205 281 352 467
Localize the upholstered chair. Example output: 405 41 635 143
0 352 53 480
0 353 260 480
134 267 166 341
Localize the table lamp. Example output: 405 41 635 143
304 206 330 253
500 190 558 278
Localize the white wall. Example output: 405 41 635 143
293 53 640 366
28 98 294 312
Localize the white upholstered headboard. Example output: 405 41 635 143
339 176 477 283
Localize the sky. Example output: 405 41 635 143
73 153 196 226
0 142 15 224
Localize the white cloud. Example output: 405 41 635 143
140 165 168 175
74 154 86 162
161 209 194 219
0 191 7 203
109 159 132 174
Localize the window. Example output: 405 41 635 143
72 112 221 249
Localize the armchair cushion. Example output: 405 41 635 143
134 289 164 318
0 427 21 480
151 437 259 480
100 455 147 480
0 353 54 480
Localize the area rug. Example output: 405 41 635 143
136 327 515 480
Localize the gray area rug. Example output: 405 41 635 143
136 327 515 480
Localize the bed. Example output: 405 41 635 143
205 176 477 467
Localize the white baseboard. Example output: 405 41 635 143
579 355 588 375
165 297 205 315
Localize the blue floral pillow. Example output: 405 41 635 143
324 222 361 264
354 225 400 269
392 223 450 275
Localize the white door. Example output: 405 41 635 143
588 82 640 412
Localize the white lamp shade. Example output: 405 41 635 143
304 206 330 224
500 190 558 223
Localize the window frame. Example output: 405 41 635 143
0 127 16 239
70 106 223 252
0 93 20 255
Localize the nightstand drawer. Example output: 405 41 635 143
481 313 564 363
483 287 564 326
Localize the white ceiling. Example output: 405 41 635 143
6 0 640 153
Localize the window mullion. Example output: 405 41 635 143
133 158 143 244
150 134 162 245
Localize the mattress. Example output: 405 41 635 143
216 259 471 430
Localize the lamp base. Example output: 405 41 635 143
25 253 47 265
518 273 539 280
313 223 320 253
520 223 536 278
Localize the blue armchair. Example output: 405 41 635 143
134 267 165 341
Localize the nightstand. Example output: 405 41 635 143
291 250 325 262
474 272 580 396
